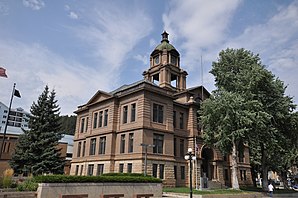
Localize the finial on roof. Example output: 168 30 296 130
161 31 169 43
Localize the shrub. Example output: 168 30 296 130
33 174 162 183
16 179 38 191
2 168 14 188
102 173 146 177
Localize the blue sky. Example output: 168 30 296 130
0 0 297 115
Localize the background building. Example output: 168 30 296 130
0 101 74 175
70 32 252 188
0 101 30 134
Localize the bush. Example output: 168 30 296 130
33 174 162 183
16 179 38 191
2 168 14 188
102 173 146 177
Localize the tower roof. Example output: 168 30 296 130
154 31 177 51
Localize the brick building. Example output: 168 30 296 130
0 133 73 176
70 32 252 187
0 101 74 175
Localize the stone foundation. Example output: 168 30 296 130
36 182 162 198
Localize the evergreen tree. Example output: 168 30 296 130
10 86 65 175
9 133 31 175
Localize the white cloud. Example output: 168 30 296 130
64 5 70 11
23 0 45 10
134 54 147 66
0 2 154 115
69 11 79 19
162 0 241 92
162 0 298 104
149 38 157 48
65 4 79 19
0 2 9 15
163 0 240 47
72 2 153 83
0 40 112 115
222 1 298 101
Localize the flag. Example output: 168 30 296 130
0 67 7 78
14 89 21 98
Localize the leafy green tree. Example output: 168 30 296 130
202 91 259 189
202 48 295 191
10 86 65 175
269 111 298 189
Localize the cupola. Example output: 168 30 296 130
143 31 187 92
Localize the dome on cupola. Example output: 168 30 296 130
151 31 179 56
155 31 176 51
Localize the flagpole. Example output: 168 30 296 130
0 83 16 160
195 136 198 190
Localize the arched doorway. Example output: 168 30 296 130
201 147 214 180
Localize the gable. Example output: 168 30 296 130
86 90 112 105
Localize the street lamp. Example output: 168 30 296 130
185 148 196 198
140 143 155 176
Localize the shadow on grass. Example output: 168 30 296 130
240 186 297 194
164 186 298 195
164 187 245 195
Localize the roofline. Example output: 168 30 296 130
74 79 178 114
174 85 211 97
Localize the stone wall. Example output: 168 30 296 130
36 182 162 198
0 191 36 198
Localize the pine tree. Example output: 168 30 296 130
10 86 65 175
9 133 31 175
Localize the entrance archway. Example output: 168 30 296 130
201 147 214 180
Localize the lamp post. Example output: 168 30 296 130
140 143 154 176
185 148 196 198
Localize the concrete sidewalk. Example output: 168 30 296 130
163 192 298 198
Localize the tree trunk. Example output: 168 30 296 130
251 165 257 187
231 141 240 189
280 170 289 189
261 144 268 191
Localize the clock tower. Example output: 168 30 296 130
143 31 188 91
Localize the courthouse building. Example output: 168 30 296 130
70 32 252 187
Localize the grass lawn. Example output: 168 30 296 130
240 186 297 194
163 187 246 195
163 186 298 195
